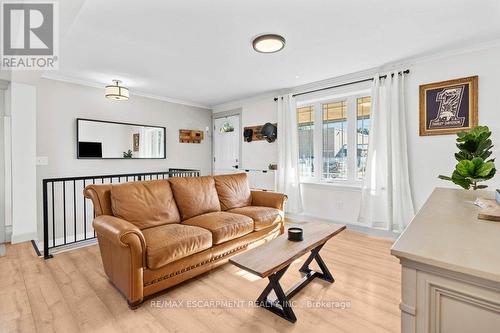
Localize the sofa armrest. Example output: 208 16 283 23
84 184 113 216
93 215 146 305
251 190 288 210
93 215 146 252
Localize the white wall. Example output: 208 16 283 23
0 80 8 243
213 44 500 225
213 96 278 170
36 78 212 239
11 83 38 243
407 47 500 209
37 78 212 177
3 84 11 232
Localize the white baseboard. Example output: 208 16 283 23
36 231 97 256
286 213 400 240
39 238 98 256
10 231 38 244
4 225 12 242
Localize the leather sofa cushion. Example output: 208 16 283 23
182 212 253 245
214 173 252 210
142 224 212 269
110 180 180 229
169 176 221 220
228 206 283 231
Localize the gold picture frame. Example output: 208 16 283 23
419 76 478 136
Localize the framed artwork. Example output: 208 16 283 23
419 76 478 136
133 133 140 151
179 129 204 143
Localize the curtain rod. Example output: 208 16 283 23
273 69 410 101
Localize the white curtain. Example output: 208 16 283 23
358 72 415 232
277 94 303 213
138 128 163 158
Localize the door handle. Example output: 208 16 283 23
232 165 239 169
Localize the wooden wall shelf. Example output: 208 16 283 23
179 129 204 143
244 123 277 142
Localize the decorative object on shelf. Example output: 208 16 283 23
179 129 204 143
133 133 140 152
438 126 496 190
105 79 129 100
261 122 277 142
419 76 477 136
496 189 500 205
243 123 277 142
252 34 286 53
123 149 133 158
287 227 303 242
219 121 234 133
243 128 253 142
268 163 277 170
477 198 500 222
473 198 487 209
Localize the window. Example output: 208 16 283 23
322 101 347 180
297 106 314 178
219 121 235 133
296 92 371 184
357 96 371 179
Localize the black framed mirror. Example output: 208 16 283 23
76 118 166 159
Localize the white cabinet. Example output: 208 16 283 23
392 188 500 333
399 260 500 333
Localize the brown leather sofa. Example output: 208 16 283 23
84 173 287 307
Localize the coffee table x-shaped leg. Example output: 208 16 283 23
255 243 334 323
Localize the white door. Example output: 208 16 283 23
213 115 240 175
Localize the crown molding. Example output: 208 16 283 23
214 38 500 109
41 73 211 109
289 67 380 96
307 38 500 86
211 68 381 111
43 38 500 111
387 38 500 67
131 91 210 110
211 89 285 111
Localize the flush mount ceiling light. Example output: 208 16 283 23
105 80 129 100
252 34 286 53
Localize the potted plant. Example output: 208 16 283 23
123 149 133 158
438 126 496 190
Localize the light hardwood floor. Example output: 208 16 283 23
0 230 401 333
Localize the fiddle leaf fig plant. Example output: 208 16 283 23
438 126 496 190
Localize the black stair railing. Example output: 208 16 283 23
42 168 200 259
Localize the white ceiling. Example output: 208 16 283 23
52 0 500 107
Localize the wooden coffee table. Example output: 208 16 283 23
229 222 346 323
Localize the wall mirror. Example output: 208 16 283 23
77 118 166 159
